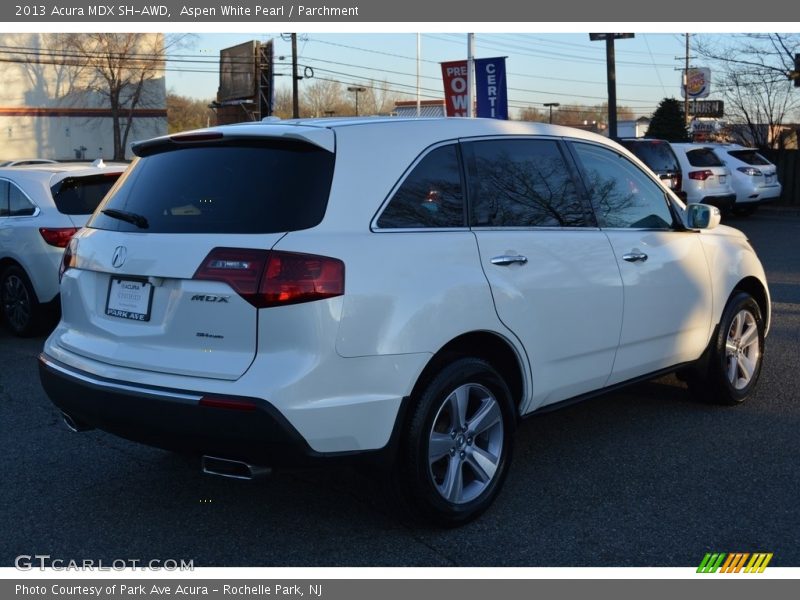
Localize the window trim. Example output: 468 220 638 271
566 139 684 232
370 140 470 233
461 135 597 230
0 177 40 219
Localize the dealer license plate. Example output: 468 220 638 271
106 278 153 322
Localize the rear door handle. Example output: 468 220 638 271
491 255 528 266
622 252 648 263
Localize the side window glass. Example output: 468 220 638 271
573 143 674 229
9 183 35 216
0 181 9 217
377 144 464 229
469 139 586 227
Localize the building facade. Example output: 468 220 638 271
0 33 167 161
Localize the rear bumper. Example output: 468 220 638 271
699 194 736 210
38 353 402 468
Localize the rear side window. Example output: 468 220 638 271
469 139 586 227
9 182 35 216
377 144 464 229
728 150 770 166
51 174 121 215
89 140 335 234
685 148 724 167
622 141 680 172
0 181 8 216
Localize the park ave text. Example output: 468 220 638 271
16 4 360 18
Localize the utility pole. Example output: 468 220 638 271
684 33 690 128
544 102 560 124
291 33 299 118
589 33 634 140
467 33 475 118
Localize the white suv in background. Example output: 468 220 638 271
40 119 770 525
670 143 737 209
0 162 126 336
710 144 782 214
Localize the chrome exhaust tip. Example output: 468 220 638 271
61 411 94 432
201 455 271 480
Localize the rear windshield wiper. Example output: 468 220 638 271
101 208 149 229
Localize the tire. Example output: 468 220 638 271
688 291 765 405
398 358 515 526
1 265 44 337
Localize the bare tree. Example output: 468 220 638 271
357 80 399 116
302 79 347 117
167 93 215 133
694 34 800 149
58 33 189 159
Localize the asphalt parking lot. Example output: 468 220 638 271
1 210 798 568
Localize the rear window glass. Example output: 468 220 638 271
728 150 771 166
621 141 680 172
51 174 121 215
88 140 334 234
685 148 724 167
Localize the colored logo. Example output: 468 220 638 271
697 552 773 573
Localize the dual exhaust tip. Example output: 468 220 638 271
61 413 270 481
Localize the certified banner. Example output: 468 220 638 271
475 57 508 119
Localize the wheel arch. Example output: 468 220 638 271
732 276 770 334
409 330 527 423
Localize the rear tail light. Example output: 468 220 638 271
39 227 78 248
194 248 344 308
737 166 763 176
59 237 78 283
688 170 714 181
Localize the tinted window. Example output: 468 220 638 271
621 140 680 172
51 174 120 215
728 150 770 166
9 182 35 216
0 181 8 217
470 139 585 227
89 140 335 234
377 145 464 229
573 143 674 229
686 148 724 167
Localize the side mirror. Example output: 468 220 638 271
686 203 721 230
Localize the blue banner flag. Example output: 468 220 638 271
475 57 508 119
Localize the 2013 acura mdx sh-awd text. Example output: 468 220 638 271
39 118 770 525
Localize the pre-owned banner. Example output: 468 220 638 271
441 60 470 117
475 57 508 120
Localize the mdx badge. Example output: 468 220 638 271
191 294 230 303
111 246 127 268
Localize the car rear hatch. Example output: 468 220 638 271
685 147 731 193
53 127 336 380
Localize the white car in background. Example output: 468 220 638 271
670 143 737 210
709 144 782 214
39 119 770 525
0 161 126 336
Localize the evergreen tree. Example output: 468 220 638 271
646 98 690 142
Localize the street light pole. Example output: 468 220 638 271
543 102 560 124
347 86 366 116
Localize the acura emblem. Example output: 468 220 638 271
111 246 127 268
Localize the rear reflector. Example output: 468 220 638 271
194 248 344 309
199 396 258 412
39 227 78 248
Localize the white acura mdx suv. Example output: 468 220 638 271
40 118 770 525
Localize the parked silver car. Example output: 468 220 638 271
0 161 126 336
